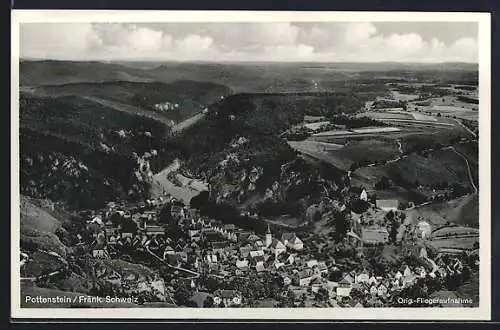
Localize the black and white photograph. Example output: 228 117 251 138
11 10 491 320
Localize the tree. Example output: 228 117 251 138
157 203 173 225
351 198 370 214
313 210 322 222
315 287 329 302
121 217 138 234
190 191 209 209
185 300 199 307
328 268 343 282
203 296 214 308
174 282 193 306
333 210 349 242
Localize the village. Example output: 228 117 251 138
67 183 478 308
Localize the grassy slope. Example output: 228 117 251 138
408 193 478 227
20 195 64 234
20 196 69 258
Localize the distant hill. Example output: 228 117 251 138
29 80 233 123
20 60 478 92
20 60 152 86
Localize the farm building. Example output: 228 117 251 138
376 199 399 212
416 221 432 240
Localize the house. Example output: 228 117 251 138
92 249 108 259
249 250 265 259
239 245 253 259
391 279 401 291
223 224 236 232
282 275 292 286
360 189 368 201
403 266 413 277
376 199 399 212
368 276 378 286
255 263 266 273
274 262 285 270
145 225 165 237
91 216 104 225
417 267 427 278
188 229 200 239
281 233 304 251
170 205 185 219
210 242 227 254
316 261 329 275
395 271 403 280
294 269 313 286
269 239 287 256
402 273 417 287
236 259 249 269
205 253 218 264
419 246 428 259
361 227 389 245
122 232 133 239
163 246 175 259
340 273 355 285
336 281 352 298
213 290 242 307
306 259 319 268
416 221 432 240
377 284 388 297
355 272 370 284
254 240 265 250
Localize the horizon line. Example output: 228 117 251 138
19 58 479 65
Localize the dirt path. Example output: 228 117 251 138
171 112 205 134
454 118 477 138
446 146 478 194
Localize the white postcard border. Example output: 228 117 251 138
10 10 492 320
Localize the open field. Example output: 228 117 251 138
312 127 401 138
428 237 478 251
361 111 415 120
409 95 478 121
328 139 400 166
390 90 419 101
288 140 344 153
432 225 479 238
354 150 470 187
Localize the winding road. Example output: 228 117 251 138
444 146 478 194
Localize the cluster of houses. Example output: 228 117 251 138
77 185 475 307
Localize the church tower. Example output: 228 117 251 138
265 224 272 247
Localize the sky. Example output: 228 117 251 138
19 22 479 63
